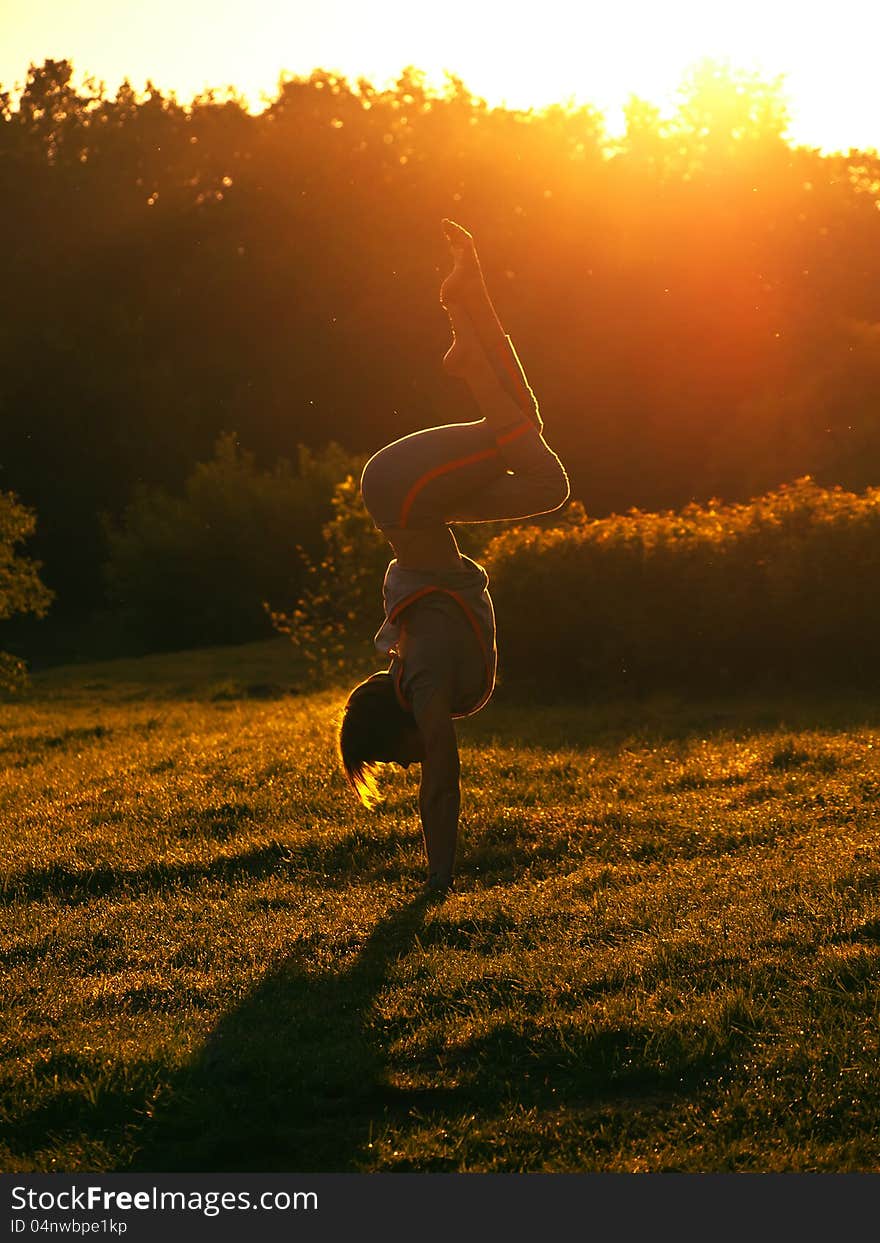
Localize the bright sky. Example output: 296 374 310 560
2 0 877 154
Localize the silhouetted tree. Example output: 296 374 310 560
0 492 53 687
103 435 355 651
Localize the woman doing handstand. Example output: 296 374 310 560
339 220 570 892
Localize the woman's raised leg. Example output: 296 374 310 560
435 278 569 524
359 222 569 537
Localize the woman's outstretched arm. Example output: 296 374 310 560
413 690 461 890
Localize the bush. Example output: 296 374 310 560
483 478 880 694
278 471 880 696
270 471 387 683
0 491 54 691
103 434 356 651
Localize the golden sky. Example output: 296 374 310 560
2 0 877 153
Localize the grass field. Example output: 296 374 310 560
2 638 880 1172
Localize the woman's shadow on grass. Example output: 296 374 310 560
129 869 745 1172
130 892 444 1171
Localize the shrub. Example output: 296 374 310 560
103 434 356 651
269 471 387 683
0 491 54 692
483 477 880 695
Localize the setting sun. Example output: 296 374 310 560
2 0 878 153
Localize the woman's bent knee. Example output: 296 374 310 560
542 458 570 514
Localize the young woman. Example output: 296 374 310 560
339 220 570 892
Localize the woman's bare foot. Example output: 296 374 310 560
439 219 542 430
439 220 483 304
439 219 506 354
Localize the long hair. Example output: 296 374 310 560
338 671 415 809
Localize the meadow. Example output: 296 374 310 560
2 638 879 1172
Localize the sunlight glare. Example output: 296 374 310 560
2 0 877 153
